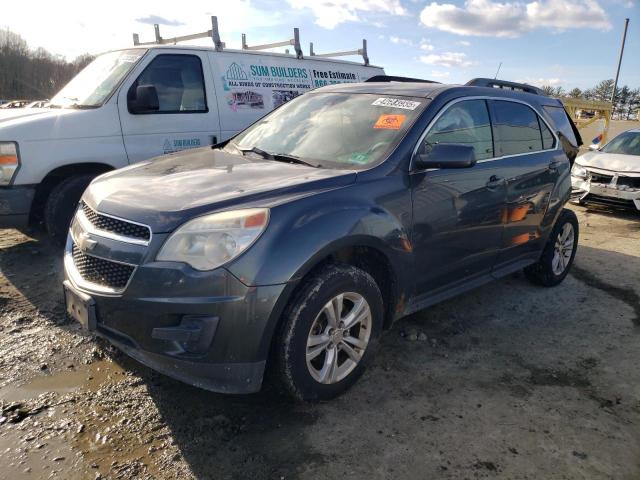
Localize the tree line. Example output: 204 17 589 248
540 80 640 120
0 29 94 100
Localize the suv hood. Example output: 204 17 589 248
577 150 640 174
84 148 357 233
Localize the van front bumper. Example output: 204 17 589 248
63 232 290 394
0 185 35 228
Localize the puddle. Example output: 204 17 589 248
0 360 126 403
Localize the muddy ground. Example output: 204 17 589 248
1 204 639 480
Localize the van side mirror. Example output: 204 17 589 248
129 85 159 113
413 144 477 170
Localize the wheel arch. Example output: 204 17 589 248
29 162 114 225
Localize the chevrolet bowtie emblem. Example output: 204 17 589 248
78 231 97 251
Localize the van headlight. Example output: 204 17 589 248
0 142 20 186
571 163 587 179
157 208 269 271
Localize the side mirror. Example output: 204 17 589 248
129 85 159 113
588 144 600 151
413 144 477 170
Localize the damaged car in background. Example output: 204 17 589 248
571 129 640 211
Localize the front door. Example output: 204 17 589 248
118 51 221 163
410 99 507 297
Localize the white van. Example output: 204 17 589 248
0 19 383 240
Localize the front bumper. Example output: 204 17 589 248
63 225 290 394
571 176 640 211
0 185 35 228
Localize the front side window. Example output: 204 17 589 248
227 93 426 169
128 54 207 113
601 131 640 156
491 101 543 156
422 99 493 161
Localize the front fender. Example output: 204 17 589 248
225 181 413 288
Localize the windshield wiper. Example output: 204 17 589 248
238 146 319 168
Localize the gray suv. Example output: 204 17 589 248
63 78 582 400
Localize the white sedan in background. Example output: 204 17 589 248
571 129 640 211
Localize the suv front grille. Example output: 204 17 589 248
81 202 151 242
72 243 135 290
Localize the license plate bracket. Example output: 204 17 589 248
63 280 96 331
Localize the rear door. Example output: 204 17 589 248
488 99 560 271
118 50 221 163
410 99 507 296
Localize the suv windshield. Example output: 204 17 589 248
601 130 640 156
227 93 426 169
50 49 146 108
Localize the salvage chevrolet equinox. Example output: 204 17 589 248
63 78 582 400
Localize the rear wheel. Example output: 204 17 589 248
524 208 579 287
275 264 383 401
44 174 95 245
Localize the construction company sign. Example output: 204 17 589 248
219 59 365 112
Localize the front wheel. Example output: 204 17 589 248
274 264 383 401
524 208 579 287
44 174 95 245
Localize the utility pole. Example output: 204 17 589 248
611 18 629 116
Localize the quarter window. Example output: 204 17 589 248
539 118 555 149
423 100 493 161
128 54 207 113
490 101 543 156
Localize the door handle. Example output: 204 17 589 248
486 175 506 189
548 160 564 171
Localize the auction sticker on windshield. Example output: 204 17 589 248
372 98 421 110
374 114 406 130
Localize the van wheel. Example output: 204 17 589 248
524 209 579 287
275 264 383 401
44 174 95 245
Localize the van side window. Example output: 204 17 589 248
128 55 207 114
490 101 542 156
423 100 493 161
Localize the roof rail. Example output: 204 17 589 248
366 75 439 84
466 78 543 95
132 16 371 64
309 40 369 65
133 16 225 51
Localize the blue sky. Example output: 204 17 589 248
4 0 639 90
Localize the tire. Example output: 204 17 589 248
524 208 579 287
275 264 384 401
44 174 95 245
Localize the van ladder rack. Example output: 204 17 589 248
309 40 369 66
133 16 225 51
242 29 303 59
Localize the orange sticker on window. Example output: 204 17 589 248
374 114 406 130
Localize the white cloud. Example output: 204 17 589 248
419 39 435 51
516 77 564 86
420 52 476 67
390 35 413 45
0 0 287 58
458 40 471 46
419 0 611 37
430 70 451 78
288 0 407 29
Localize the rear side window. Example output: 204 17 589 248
543 105 580 146
490 101 542 156
423 99 493 161
128 54 207 113
540 119 555 149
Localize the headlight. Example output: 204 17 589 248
571 163 587 179
0 142 19 186
157 208 269 271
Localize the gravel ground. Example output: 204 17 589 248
1 203 639 480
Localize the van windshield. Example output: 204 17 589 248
50 49 146 109
227 92 426 169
